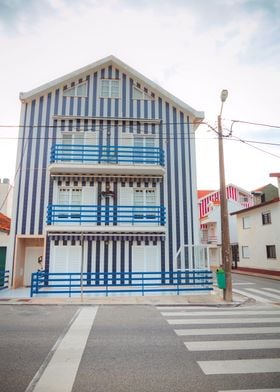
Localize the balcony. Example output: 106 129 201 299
201 235 218 245
49 144 165 176
47 205 166 226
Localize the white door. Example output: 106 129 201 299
24 247 44 286
132 245 160 284
51 245 82 273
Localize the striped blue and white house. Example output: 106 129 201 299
7 55 204 288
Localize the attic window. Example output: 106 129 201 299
100 79 120 98
133 86 154 100
63 81 87 97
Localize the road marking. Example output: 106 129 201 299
185 339 280 351
161 310 280 317
168 317 280 325
175 326 280 336
233 282 256 286
198 358 280 374
218 389 280 392
233 289 270 303
247 288 280 300
28 307 98 392
263 288 280 295
156 306 217 310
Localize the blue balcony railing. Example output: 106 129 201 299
47 205 166 225
50 144 165 166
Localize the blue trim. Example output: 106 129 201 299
100 69 105 117
165 102 173 271
158 98 165 270
137 99 140 118
50 144 164 166
122 73 126 117
39 93 52 234
45 236 50 273
180 112 188 245
115 69 119 116
21 100 36 234
47 205 166 225
144 100 148 119
85 75 90 116
62 96 66 115
93 72 98 116
187 116 194 244
30 96 44 234
95 239 100 280
70 96 74 115
120 240 125 282
173 107 180 251
129 78 133 118
104 240 108 278
30 270 213 297
87 240 92 274
112 240 117 277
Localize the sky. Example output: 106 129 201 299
0 0 279 192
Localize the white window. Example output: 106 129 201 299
262 211 272 225
100 79 120 98
242 216 251 229
57 188 82 220
63 82 87 97
134 137 155 164
242 246 250 259
132 245 159 273
134 189 156 220
133 86 153 100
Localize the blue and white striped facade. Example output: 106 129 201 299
8 56 204 287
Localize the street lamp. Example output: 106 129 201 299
218 89 232 302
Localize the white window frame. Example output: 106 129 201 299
63 81 87 97
100 79 120 98
242 216 251 229
241 246 250 259
132 86 154 100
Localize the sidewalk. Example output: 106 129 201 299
0 287 248 306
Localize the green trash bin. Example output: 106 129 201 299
216 268 226 289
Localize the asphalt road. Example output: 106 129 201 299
1 298 280 392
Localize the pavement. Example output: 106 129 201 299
1 268 278 307
0 286 249 306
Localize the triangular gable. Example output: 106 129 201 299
19 55 204 120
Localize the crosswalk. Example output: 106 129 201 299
233 287 280 304
158 305 280 391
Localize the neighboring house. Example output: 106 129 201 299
198 185 254 267
231 173 280 271
0 212 10 274
252 183 278 204
8 55 204 288
0 178 13 218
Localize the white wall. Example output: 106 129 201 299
0 180 13 218
236 201 280 270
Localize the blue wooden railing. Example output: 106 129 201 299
50 144 165 166
0 270 9 290
30 270 213 297
47 205 166 225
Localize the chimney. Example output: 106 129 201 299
251 191 263 205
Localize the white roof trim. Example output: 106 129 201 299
19 55 204 120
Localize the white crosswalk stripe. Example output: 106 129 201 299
185 339 280 351
159 304 280 390
247 288 280 301
161 310 280 317
175 326 280 336
168 317 280 325
233 288 272 303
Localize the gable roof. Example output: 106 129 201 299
19 55 204 120
0 212 11 233
231 197 280 215
197 190 215 199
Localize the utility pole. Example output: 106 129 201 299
218 90 232 302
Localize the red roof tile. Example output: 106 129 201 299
0 212 11 233
197 190 215 199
